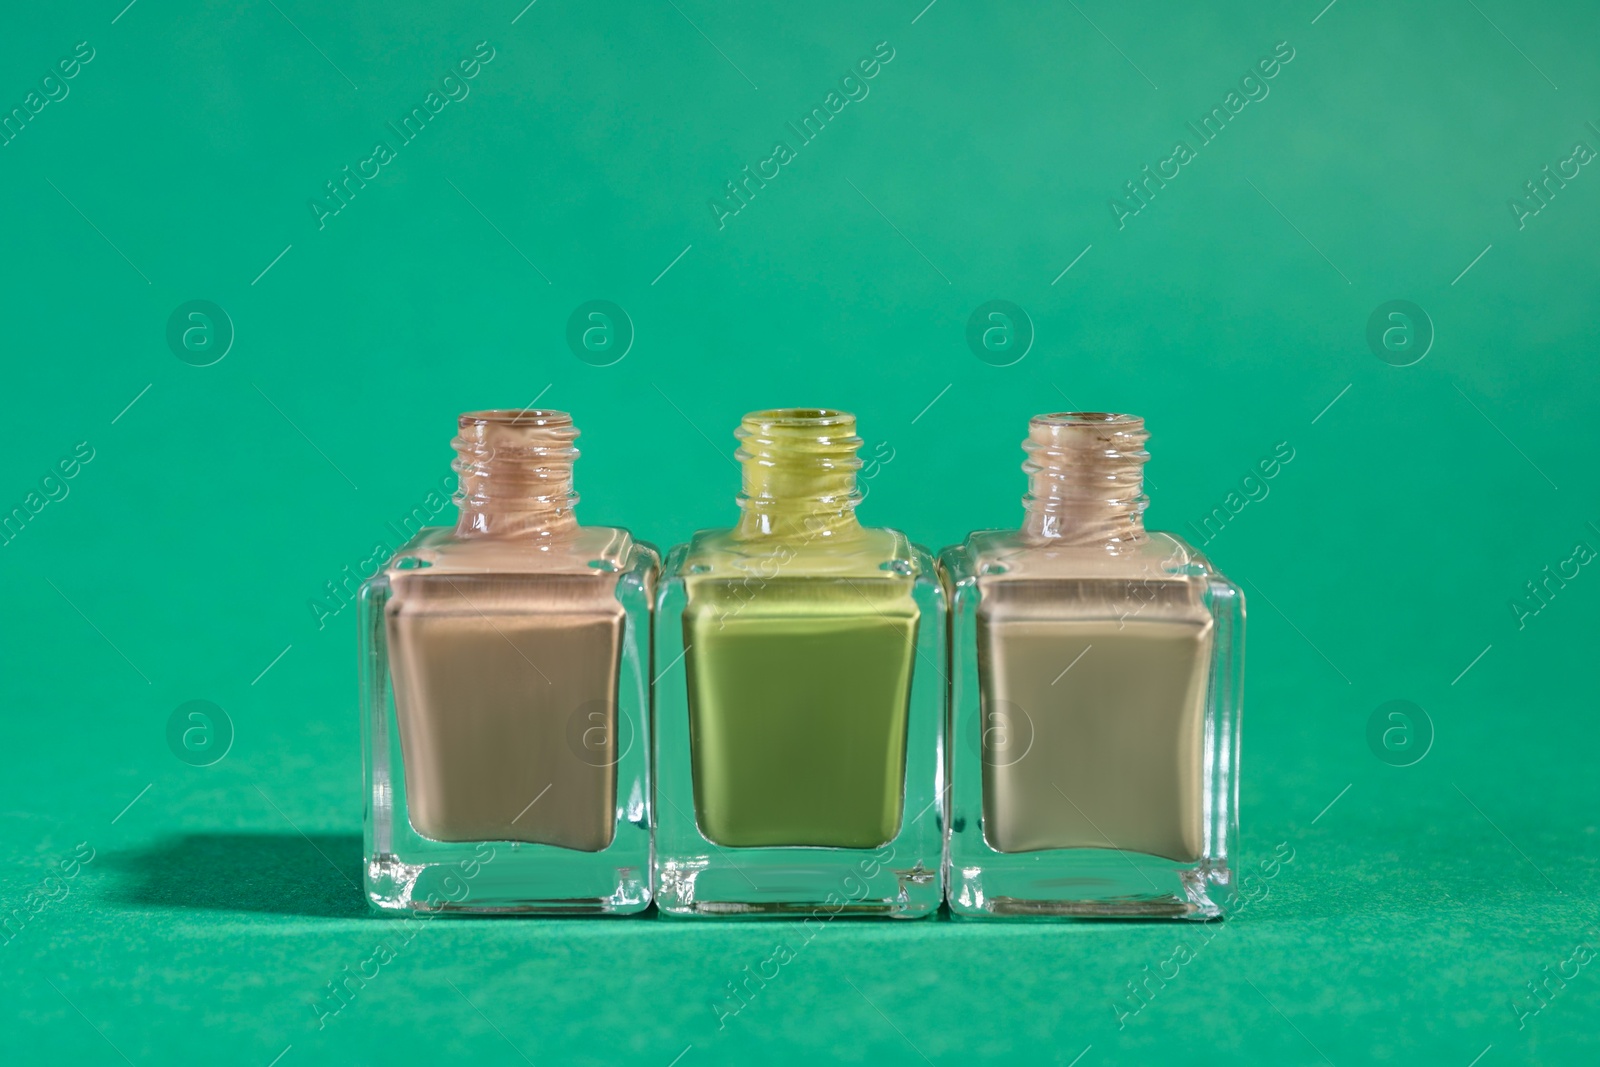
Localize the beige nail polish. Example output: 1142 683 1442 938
361 410 657 914
942 413 1245 919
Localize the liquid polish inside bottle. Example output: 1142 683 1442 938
360 410 657 914
941 413 1244 919
654 408 946 917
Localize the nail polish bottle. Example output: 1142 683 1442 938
940 413 1244 919
360 410 657 914
654 409 945 917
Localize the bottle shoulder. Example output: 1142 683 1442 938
663 527 941 620
941 529 1229 584
375 525 653 579
939 529 1240 624
668 525 925 580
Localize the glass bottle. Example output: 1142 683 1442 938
654 408 945 917
941 413 1243 919
360 410 657 914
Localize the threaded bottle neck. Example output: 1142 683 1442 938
452 409 580 539
1021 412 1149 545
733 408 864 541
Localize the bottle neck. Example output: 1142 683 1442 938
1021 412 1149 546
452 410 580 539
733 408 864 542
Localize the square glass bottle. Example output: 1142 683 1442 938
654 409 945 917
360 410 657 914
941 413 1243 919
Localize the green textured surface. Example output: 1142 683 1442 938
3 0 1597 1064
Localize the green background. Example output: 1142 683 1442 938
3 0 1597 1063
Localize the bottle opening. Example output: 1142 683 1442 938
1033 411 1141 427
742 407 854 427
734 407 864 540
452 409 580 538
458 409 574 428
1022 411 1149 546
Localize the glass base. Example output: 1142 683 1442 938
948 849 1230 920
366 838 650 916
655 844 940 919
